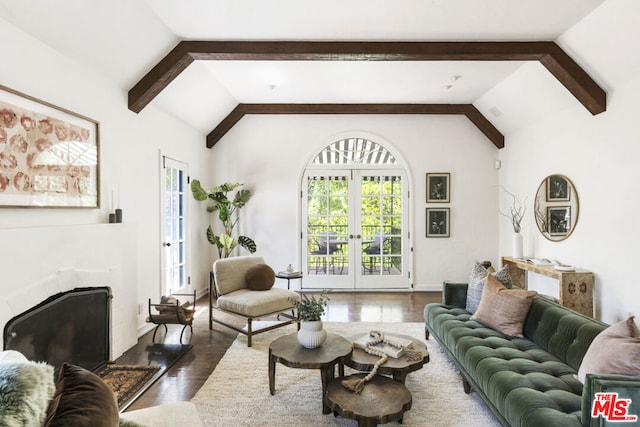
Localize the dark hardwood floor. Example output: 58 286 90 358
121 291 441 412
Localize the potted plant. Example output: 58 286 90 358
191 180 257 258
289 291 330 349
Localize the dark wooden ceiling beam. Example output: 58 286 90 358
206 103 504 149
128 41 606 116
129 43 195 113
540 43 606 115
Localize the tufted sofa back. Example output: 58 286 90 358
523 296 607 371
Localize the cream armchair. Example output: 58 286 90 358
210 256 300 347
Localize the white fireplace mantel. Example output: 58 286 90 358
0 223 138 359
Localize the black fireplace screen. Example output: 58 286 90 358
3 287 111 372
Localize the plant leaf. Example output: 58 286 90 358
218 203 230 222
191 179 208 201
212 182 242 193
206 226 222 247
233 189 251 208
219 233 237 250
238 236 257 253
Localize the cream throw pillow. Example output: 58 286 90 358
470 274 537 338
577 316 640 383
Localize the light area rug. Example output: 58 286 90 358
191 322 500 427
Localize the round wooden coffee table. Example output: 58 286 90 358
345 333 429 384
268 332 352 414
325 373 412 427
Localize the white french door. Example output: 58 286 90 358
302 169 409 290
160 156 188 295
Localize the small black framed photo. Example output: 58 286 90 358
547 175 570 201
548 206 570 235
426 172 450 203
426 207 450 237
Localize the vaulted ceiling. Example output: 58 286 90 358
0 0 614 149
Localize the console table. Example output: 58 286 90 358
501 257 594 317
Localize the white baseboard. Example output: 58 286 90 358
413 283 443 292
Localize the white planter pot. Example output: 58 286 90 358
512 232 523 259
297 320 327 349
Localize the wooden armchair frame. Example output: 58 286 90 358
209 256 300 347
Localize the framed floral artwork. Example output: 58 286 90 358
0 85 99 208
548 206 570 236
426 172 450 203
546 174 570 201
426 207 450 237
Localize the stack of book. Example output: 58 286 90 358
277 270 301 277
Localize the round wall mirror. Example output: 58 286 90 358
534 174 579 242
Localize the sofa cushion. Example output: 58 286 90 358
470 274 536 337
577 316 640 383
0 360 55 427
245 263 275 291
425 299 585 426
214 255 266 295
466 263 512 314
45 363 119 427
217 288 300 317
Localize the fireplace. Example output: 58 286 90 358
3 287 111 372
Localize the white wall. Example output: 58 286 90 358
496 0 640 325
0 17 211 357
207 114 500 290
498 74 640 325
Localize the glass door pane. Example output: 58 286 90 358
161 157 188 295
301 169 409 290
302 171 353 289
357 171 407 289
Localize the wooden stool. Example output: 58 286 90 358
325 374 412 427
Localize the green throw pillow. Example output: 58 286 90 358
0 360 55 426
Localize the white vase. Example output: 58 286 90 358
512 232 523 259
297 320 327 349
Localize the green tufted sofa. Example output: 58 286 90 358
424 281 640 427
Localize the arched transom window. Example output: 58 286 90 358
311 138 397 166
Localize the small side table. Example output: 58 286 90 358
275 272 303 290
325 374 412 427
269 332 352 414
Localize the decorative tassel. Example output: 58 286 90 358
342 330 400 394
342 376 366 393
341 353 388 394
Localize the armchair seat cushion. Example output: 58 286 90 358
217 288 299 318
